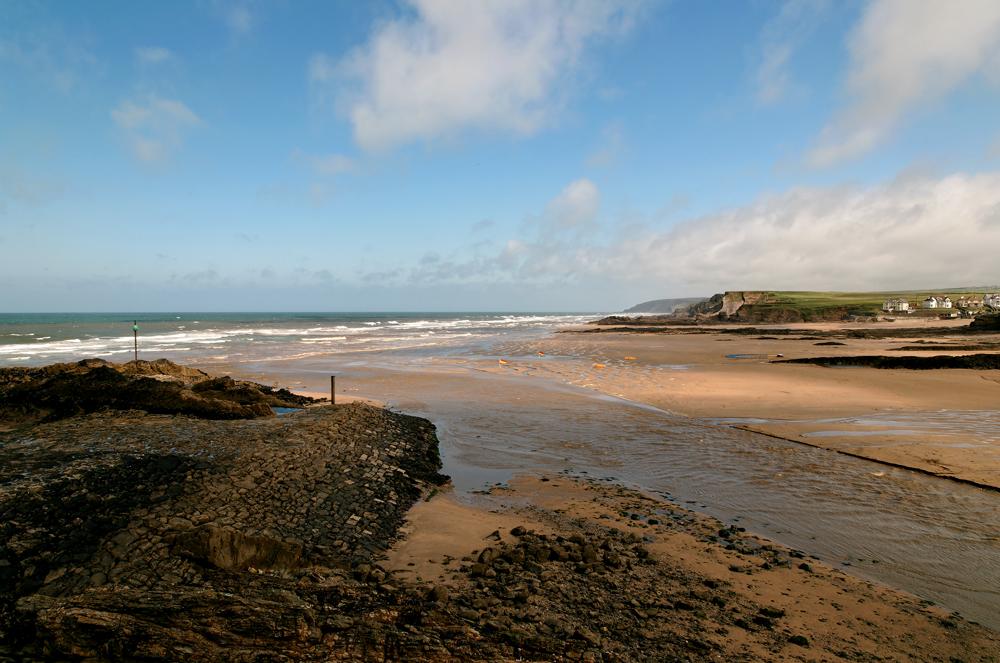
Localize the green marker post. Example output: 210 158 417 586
132 321 139 362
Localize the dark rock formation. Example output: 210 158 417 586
970 314 1000 331
774 354 1000 370
0 401 448 659
0 359 316 425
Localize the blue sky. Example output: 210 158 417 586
3 0 1000 312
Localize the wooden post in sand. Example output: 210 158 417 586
330 375 336 405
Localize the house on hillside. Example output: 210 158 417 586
922 296 952 309
956 296 983 309
985 293 1000 309
882 298 910 313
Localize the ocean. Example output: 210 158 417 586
0 312 599 366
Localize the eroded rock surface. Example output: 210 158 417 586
0 403 446 659
0 359 316 424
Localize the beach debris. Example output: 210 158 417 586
624 356 637 361
537 351 546 356
498 359 509 366
593 363 606 369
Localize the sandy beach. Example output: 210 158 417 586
487 319 1000 489
220 321 1000 633
4 317 999 659
385 475 1000 661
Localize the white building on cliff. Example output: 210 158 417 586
882 298 910 312
922 296 952 309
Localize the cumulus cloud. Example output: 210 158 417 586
111 95 202 163
610 172 1000 291
135 46 172 64
314 0 644 151
809 0 1000 167
543 178 600 231
372 171 1000 293
754 0 830 105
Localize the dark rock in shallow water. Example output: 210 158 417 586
969 314 1000 331
0 358 317 424
773 354 1000 370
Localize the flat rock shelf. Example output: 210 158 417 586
0 403 447 659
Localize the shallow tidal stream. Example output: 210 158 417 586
249 358 1000 632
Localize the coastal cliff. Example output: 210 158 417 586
682 292 811 322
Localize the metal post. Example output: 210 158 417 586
330 375 336 404
132 321 138 362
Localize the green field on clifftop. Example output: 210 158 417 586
751 288 995 317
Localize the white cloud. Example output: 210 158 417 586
111 95 203 163
379 171 1000 293
544 178 600 230
135 47 172 64
315 0 644 151
754 0 829 105
809 0 1000 167
611 172 1000 291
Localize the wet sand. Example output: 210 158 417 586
203 322 1000 642
386 475 1000 661
490 321 1000 488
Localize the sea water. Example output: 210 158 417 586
0 312 597 365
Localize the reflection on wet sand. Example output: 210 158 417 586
225 355 1000 631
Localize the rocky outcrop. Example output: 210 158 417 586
590 315 692 326
175 526 304 573
970 314 1000 331
674 291 774 318
774 354 1000 370
0 401 448 659
0 359 316 425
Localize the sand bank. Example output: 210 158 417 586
489 322 1000 488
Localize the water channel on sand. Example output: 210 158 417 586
232 356 1000 632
